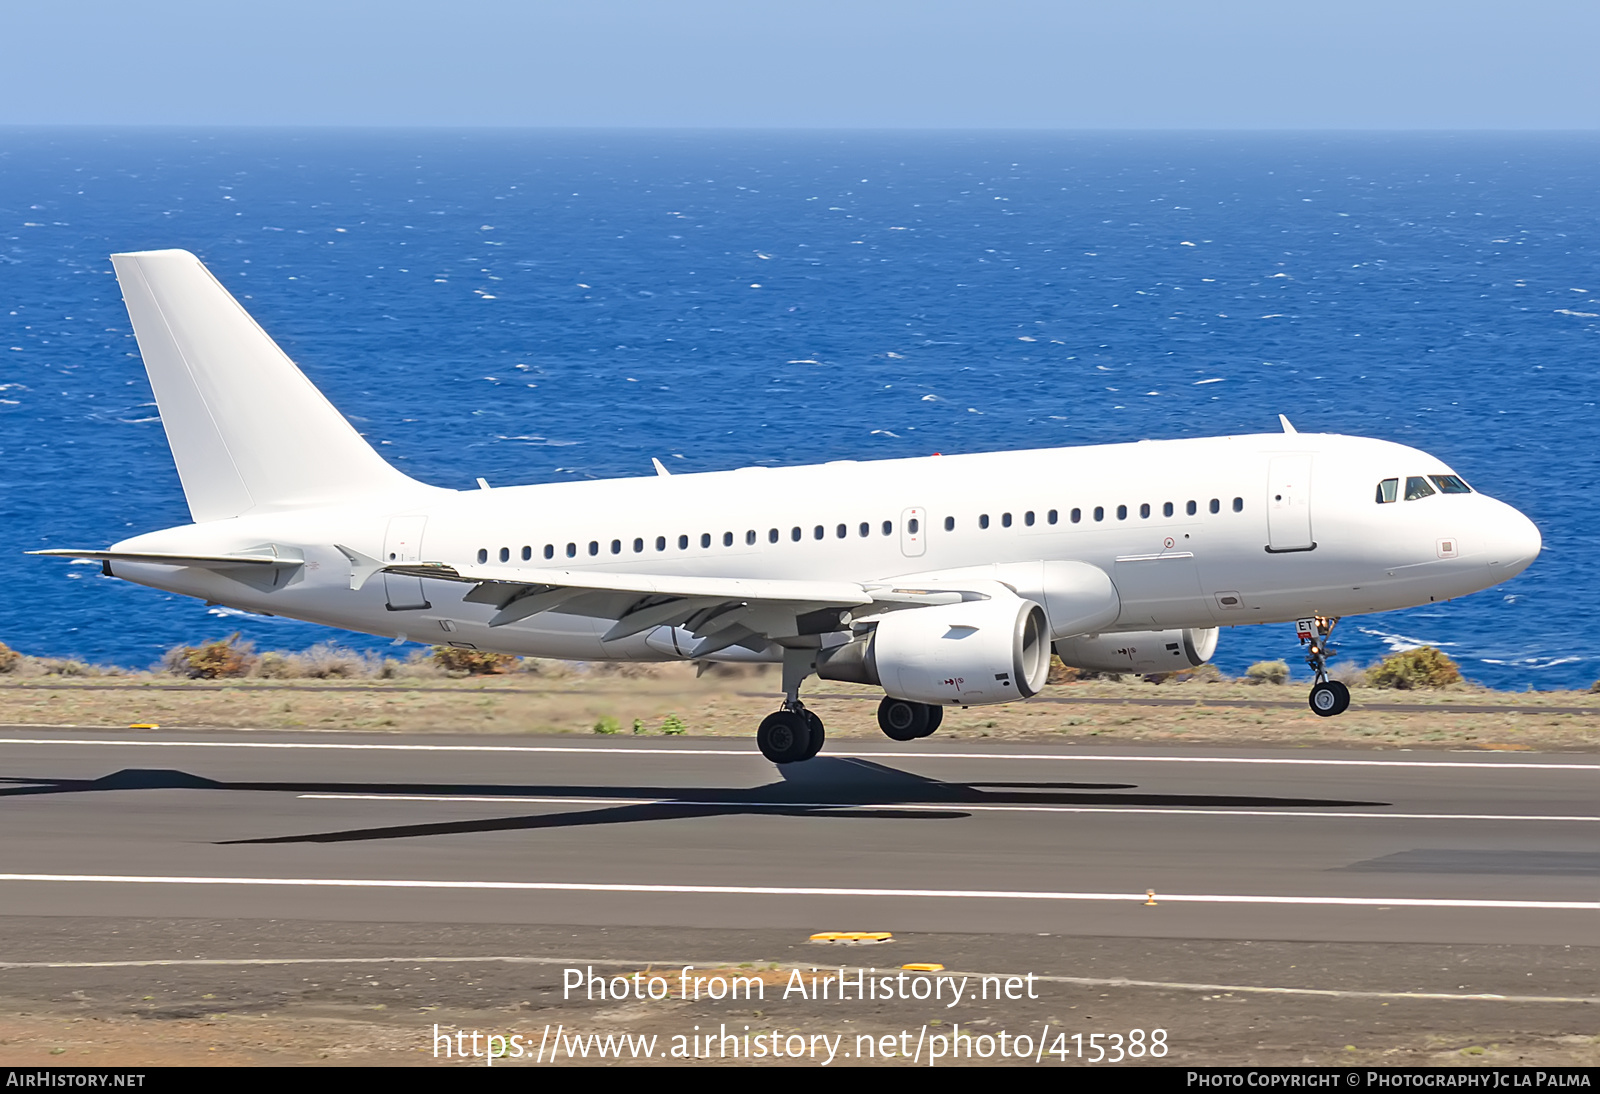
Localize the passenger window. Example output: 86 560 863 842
1024 511 1035 526
700 533 710 548
747 530 758 545
521 546 531 561
1140 503 1151 519
814 525 824 540
1002 513 1013 528
1209 499 1220 514
477 548 488 564
679 535 690 550
882 521 892 536
1048 509 1058 524
1430 475 1472 494
499 547 510 563
943 516 955 532
588 541 599 556
1186 500 1197 516
544 544 554 560
566 542 577 558
1071 508 1081 523
859 522 869 537
979 514 990 529
723 531 734 546
1163 502 1173 517
610 540 621 554
1405 476 1436 501
837 523 847 538
1094 506 1104 522
1233 497 1243 512
792 526 803 542
632 538 643 553
656 536 666 551
908 518 920 534
1117 504 1128 520
1375 478 1399 504
768 528 778 544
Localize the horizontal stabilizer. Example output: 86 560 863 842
29 548 304 571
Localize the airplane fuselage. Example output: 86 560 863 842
104 430 1540 663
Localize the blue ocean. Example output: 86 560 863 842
1 130 1594 688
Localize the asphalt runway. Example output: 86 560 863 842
0 729 1594 946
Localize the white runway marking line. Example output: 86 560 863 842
1 737 1597 771
0 956 1589 1005
0 873 1594 911
296 792 1600 824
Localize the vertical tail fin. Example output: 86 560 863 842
111 249 427 523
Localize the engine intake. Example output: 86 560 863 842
816 594 1051 705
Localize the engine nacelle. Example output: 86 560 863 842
816 594 1051 705
1053 627 1218 675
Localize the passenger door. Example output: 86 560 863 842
382 516 431 611
1266 455 1314 552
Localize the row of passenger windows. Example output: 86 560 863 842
953 497 1243 532
1375 474 1472 504
472 496 1247 565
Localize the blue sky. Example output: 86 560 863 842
3 1 1597 128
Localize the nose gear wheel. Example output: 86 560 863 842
1297 616 1350 717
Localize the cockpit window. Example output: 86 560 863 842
1429 474 1472 494
1404 475 1436 501
1375 478 1399 504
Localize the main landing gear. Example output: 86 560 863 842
757 705 824 764
877 696 944 742
757 648 827 764
1299 615 1351 717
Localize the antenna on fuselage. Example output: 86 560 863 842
652 458 672 477
1278 414 1298 434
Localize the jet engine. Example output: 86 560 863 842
1052 627 1218 675
816 593 1051 705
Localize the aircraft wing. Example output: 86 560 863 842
354 555 969 658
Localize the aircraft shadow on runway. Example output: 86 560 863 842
0 758 1388 846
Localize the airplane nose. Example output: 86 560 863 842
1489 505 1541 579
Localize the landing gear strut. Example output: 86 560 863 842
1298 615 1350 717
757 649 827 764
877 697 944 741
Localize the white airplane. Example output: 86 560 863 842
34 250 1542 763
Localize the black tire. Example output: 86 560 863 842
757 710 813 763
878 696 930 742
800 709 826 760
1309 681 1350 718
918 703 944 738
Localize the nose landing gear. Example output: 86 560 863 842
1299 615 1351 717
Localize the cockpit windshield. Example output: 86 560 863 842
1404 476 1436 501
1375 478 1399 504
1429 474 1472 494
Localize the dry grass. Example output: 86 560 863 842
0 663 1595 751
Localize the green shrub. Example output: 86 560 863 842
592 716 620 735
429 646 517 675
1245 660 1289 685
661 714 687 735
1368 647 1462 689
632 718 647 735
162 634 255 679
